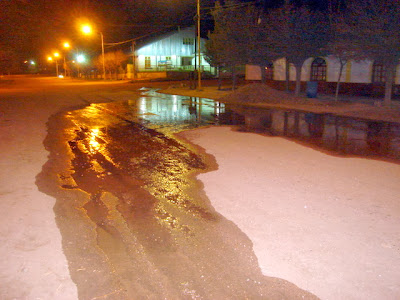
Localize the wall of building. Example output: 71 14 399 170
133 27 212 72
246 56 400 98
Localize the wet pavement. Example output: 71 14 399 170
37 88 317 299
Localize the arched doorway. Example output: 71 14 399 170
310 57 327 81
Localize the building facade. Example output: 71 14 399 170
127 26 213 79
246 57 400 97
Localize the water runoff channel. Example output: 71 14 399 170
37 88 317 299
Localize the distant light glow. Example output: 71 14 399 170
63 42 70 49
76 54 85 63
47 56 53 61
58 74 64 78
54 52 60 58
30 60 35 65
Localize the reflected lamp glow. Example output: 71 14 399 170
88 128 101 153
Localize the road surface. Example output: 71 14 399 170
0 76 317 299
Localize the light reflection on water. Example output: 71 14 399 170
64 89 230 232
42 88 317 299
130 89 226 134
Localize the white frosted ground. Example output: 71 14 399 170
181 126 400 300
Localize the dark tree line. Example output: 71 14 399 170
205 0 400 106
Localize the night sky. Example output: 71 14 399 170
0 0 340 64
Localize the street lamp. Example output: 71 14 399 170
47 55 58 77
53 52 60 77
81 24 106 80
63 42 71 77
75 54 86 77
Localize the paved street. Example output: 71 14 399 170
0 76 316 299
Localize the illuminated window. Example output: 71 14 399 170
310 57 327 81
372 62 385 83
183 38 194 45
145 56 151 69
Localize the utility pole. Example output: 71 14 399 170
101 32 106 80
197 0 202 90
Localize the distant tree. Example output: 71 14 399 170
265 5 330 95
326 13 362 101
340 0 400 106
246 13 279 84
204 32 225 90
95 50 128 79
206 0 253 90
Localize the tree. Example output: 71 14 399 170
265 5 330 96
246 14 279 84
95 50 128 79
341 0 400 106
204 33 225 90
206 0 254 90
326 13 362 101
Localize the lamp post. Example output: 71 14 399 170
196 0 202 90
53 52 60 77
81 24 106 80
47 56 53 75
63 42 70 77
76 54 86 78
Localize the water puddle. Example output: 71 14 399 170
234 106 400 163
36 89 316 299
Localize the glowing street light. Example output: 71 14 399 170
82 24 92 35
81 23 106 80
76 54 86 63
75 54 86 78
53 52 60 77
62 42 71 77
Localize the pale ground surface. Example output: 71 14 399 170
180 126 400 300
0 77 135 299
0 78 79 299
0 78 231 300
2 77 399 299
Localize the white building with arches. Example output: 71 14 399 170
246 57 400 97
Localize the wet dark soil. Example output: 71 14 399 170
36 90 318 299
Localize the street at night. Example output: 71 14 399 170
1 76 317 299
36 82 315 299
2 0 400 299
